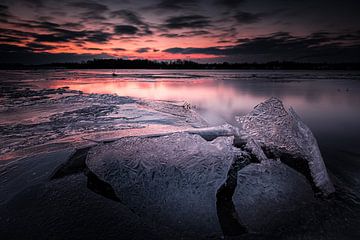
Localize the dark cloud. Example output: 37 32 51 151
112 48 126 51
0 4 11 21
163 15 211 29
34 29 86 43
114 25 139 35
217 40 233 44
214 0 246 8
334 33 360 41
163 46 223 55
1 17 112 44
111 10 144 26
9 20 62 31
0 17 113 45
234 11 262 24
37 15 55 22
34 33 72 43
0 28 33 40
84 47 103 51
236 38 251 43
0 43 110 64
156 0 198 10
141 27 153 35
3 0 44 9
36 21 61 29
0 35 26 43
69 1 108 12
160 30 210 38
160 33 181 38
86 32 112 43
26 42 56 51
0 4 8 14
28 21 112 43
136 47 151 53
0 43 29 53
163 31 360 62
0 26 60 43
111 9 153 35
34 29 112 44
184 30 211 36
69 1 109 20
62 22 84 29
22 0 44 8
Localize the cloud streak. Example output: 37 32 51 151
114 25 139 35
156 0 198 10
163 15 211 29
0 43 110 64
234 11 262 24
163 32 360 62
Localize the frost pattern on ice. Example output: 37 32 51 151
236 97 335 196
87 133 238 237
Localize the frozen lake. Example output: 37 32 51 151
1 69 360 238
2 69 359 189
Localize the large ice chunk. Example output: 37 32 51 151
86 133 238 237
236 97 335 196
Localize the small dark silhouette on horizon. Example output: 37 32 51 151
1 58 360 70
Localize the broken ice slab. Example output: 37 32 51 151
236 97 335 196
85 132 320 237
86 133 238 238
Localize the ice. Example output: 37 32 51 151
236 97 335 196
86 133 237 238
84 130 336 237
0 83 207 161
233 161 315 233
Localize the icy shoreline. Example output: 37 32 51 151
0 83 207 162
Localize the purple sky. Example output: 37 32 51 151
0 0 360 63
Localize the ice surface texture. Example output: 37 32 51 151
236 97 335 196
87 133 238 237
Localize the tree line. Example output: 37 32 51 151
1 58 360 70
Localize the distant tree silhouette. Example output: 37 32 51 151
1 58 360 70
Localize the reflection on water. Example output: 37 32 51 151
4 69 360 189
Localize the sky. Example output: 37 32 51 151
0 0 360 64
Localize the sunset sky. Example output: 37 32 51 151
0 0 360 64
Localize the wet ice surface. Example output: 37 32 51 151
0 77 207 161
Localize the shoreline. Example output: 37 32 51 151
0 82 208 162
